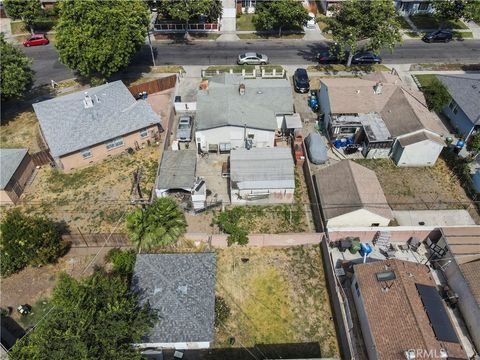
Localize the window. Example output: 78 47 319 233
80 148 92 159
449 100 458 114
376 271 396 282
354 282 360 297
105 137 124 150
139 129 149 139
418 2 429 10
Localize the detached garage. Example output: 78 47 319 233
392 130 445 167
0 149 35 206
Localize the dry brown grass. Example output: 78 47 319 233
0 110 44 152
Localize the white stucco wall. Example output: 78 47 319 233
326 208 391 228
231 188 294 205
392 138 444 167
196 126 275 152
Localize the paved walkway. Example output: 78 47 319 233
466 20 480 39
0 17 14 43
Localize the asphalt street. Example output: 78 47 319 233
22 39 480 86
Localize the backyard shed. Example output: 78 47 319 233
391 131 445 167
230 147 295 204
155 150 197 197
0 149 35 205
314 160 393 227
132 253 216 350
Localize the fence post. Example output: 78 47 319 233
229 69 233 74
273 69 276 77
77 227 89 247
261 68 265 77
242 69 245 76
216 70 220 75
253 69 256 77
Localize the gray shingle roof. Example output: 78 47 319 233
33 81 161 158
0 149 28 189
132 253 216 345
156 150 196 191
197 74 293 131
230 148 295 190
437 74 480 124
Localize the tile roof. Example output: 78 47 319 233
0 149 28 189
313 160 393 221
196 74 293 131
132 253 216 345
397 130 445 147
230 148 295 190
33 81 161 158
354 259 467 360
437 74 480 124
156 150 197 191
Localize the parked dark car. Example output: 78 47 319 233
23 34 49 47
422 30 453 43
317 49 340 64
293 68 310 93
351 52 382 65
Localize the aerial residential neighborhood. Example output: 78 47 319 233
1 0 480 360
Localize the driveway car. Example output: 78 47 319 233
176 116 193 142
422 30 453 43
351 52 382 65
237 52 269 65
293 68 310 93
23 34 49 47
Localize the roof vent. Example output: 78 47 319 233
404 350 416 359
373 82 383 95
94 94 101 103
356 89 360 94
177 285 188 295
83 92 94 109
239 83 246 95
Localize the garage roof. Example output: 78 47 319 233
156 150 196 191
0 148 28 189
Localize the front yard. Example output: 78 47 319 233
409 15 468 29
215 246 339 358
236 13 255 31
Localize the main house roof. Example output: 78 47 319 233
33 81 161 158
0 148 28 189
196 74 293 131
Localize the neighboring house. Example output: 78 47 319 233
394 0 434 15
236 0 257 14
0 149 35 206
427 227 480 352
351 259 467 360
131 253 216 350
318 0 346 16
229 147 295 204
319 73 448 166
33 81 162 171
195 74 293 154
437 74 480 141
313 160 394 227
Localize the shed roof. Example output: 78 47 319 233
196 74 293 131
440 227 480 264
397 130 445 147
314 160 393 221
132 253 216 344
230 148 295 190
156 150 196 191
353 259 467 360
437 74 480 124
33 81 161 158
0 149 28 189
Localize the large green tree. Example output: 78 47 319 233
3 0 42 33
9 270 156 360
253 0 309 36
0 209 67 277
423 77 452 113
432 0 480 24
326 0 401 66
126 197 187 251
55 0 149 78
0 34 34 101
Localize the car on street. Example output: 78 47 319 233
317 48 341 64
237 52 269 65
351 52 382 65
176 116 193 142
23 34 49 47
422 30 453 43
293 68 310 93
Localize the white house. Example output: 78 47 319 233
230 147 295 204
195 74 293 154
391 130 445 167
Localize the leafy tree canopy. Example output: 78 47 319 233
467 132 480 154
159 0 222 23
126 197 187 251
9 270 156 360
326 0 401 66
55 0 149 78
423 77 452 113
214 207 249 246
432 0 480 23
0 34 34 101
4 0 42 32
0 209 67 277
253 0 309 36
106 248 136 277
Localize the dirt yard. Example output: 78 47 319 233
0 110 44 152
215 246 339 358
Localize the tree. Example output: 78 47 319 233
253 0 309 36
325 0 401 66
432 0 480 24
0 34 34 101
9 270 156 359
467 132 480 154
55 0 149 79
3 0 43 33
423 77 452 113
105 248 136 277
126 197 187 251
0 209 67 277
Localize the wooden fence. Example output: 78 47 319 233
63 233 130 247
128 75 177 97
31 150 53 166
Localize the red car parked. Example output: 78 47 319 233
23 34 49 47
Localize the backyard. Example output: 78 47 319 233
215 245 339 358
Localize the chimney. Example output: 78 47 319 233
83 92 94 108
239 83 246 96
373 82 383 95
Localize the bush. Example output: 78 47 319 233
214 207 249 246
214 296 231 327
0 209 67 277
105 248 136 276
422 77 452 113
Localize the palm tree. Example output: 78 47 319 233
126 197 187 252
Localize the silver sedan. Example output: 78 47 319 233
237 52 269 65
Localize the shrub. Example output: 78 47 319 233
423 77 452 113
214 207 249 246
106 248 136 276
214 296 231 327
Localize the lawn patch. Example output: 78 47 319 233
410 15 468 29
410 63 480 71
397 16 413 30
414 74 437 88
307 64 390 73
405 31 422 38
237 33 304 40
0 110 43 152
452 31 473 39
260 64 284 73
16 298 51 329
206 65 255 73
236 13 256 31
10 21 27 34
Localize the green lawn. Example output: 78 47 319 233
206 65 255 72
261 64 284 72
307 64 390 73
410 15 468 29
414 74 437 88
237 33 304 40
411 63 480 71
453 31 473 39
10 20 27 34
236 13 255 31
397 16 413 30
16 299 51 329
405 31 421 38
